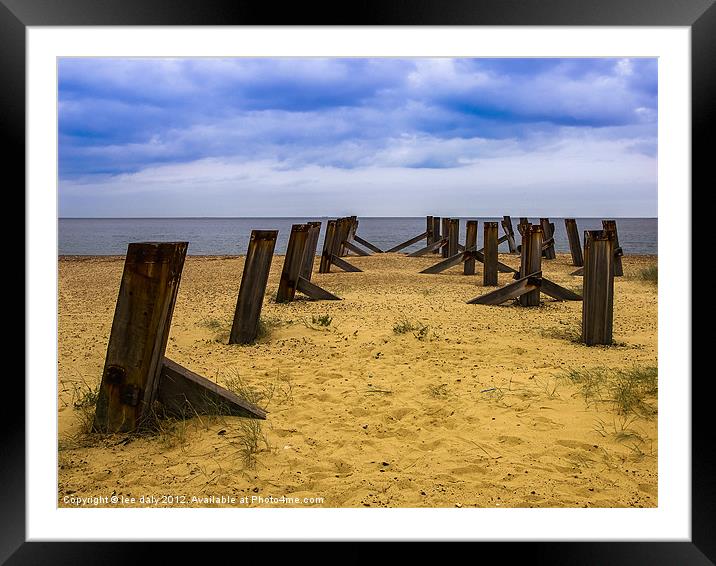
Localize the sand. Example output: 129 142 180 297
58 251 658 508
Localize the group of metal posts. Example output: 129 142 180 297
92 215 626 435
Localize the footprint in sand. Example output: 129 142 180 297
554 464 578 474
497 435 524 446
316 392 338 402
388 407 414 421
418 439 444 451
531 415 563 431
273 428 299 438
556 439 597 451
333 460 354 476
449 464 487 476
393 426 414 437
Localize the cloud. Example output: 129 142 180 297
58 57 657 215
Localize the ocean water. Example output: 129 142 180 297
58 217 657 256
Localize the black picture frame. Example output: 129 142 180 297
8 0 712 562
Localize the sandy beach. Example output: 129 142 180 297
58 251 657 508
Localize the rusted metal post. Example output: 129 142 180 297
518 218 530 236
582 230 615 345
276 224 310 303
229 230 278 345
565 218 584 267
540 218 556 259
93 242 188 433
319 220 337 273
464 220 477 275
432 216 442 253
602 220 624 276
300 222 322 281
483 221 499 286
335 217 348 257
349 215 358 241
502 215 518 253
518 225 543 306
448 218 459 257
441 218 450 257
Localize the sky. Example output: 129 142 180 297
58 57 657 217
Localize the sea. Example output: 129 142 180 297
58 217 657 256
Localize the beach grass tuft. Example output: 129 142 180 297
234 418 269 469
255 316 281 342
200 316 231 342
311 314 333 327
393 318 418 334
224 370 293 411
70 380 100 411
541 324 582 344
393 318 430 340
427 383 449 398
69 380 101 436
560 365 657 417
638 264 658 285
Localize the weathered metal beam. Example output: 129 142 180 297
93 242 188 433
342 240 371 256
518 225 543 306
483 221 499 286
386 231 429 253
296 276 341 301
407 237 448 257
565 218 584 267
230 230 278 344
330 254 363 272
582 230 615 345
353 234 384 254
467 273 542 305
464 220 477 275
159 358 267 419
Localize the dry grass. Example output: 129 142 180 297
255 316 282 342
561 365 657 417
201 315 281 344
311 314 333 327
541 324 582 344
233 418 270 469
427 383 450 398
638 264 658 285
224 370 293 411
223 370 294 468
393 318 431 341
67 380 101 436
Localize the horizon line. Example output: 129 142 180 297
58 215 658 220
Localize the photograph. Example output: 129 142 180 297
8 0 712 559
57 56 659 510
